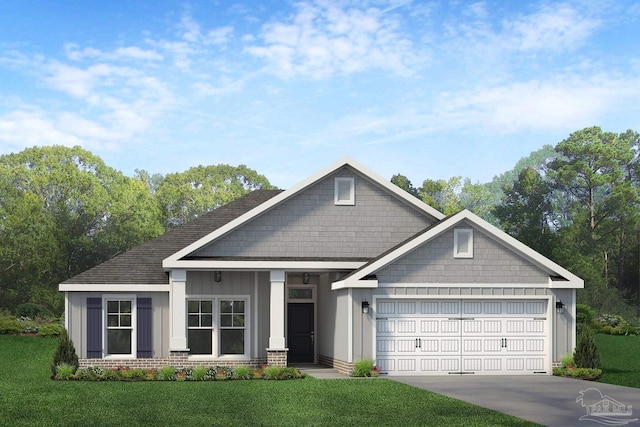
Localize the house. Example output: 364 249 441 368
59 158 583 375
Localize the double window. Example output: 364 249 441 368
188 298 247 357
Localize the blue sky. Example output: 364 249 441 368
1 1 639 189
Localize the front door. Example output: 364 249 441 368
287 303 314 363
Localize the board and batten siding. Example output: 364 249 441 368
376 225 549 285
186 271 270 359
66 291 169 359
191 167 434 259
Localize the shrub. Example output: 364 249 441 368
75 366 103 381
191 366 208 381
0 317 22 334
122 369 148 381
560 354 575 369
574 326 601 369
54 363 76 380
351 359 379 377
261 366 304 380
553 367 602 380
37 323 63 337
15 303 54 319
233 366 253 380
51 329 79 376
156 366 176 381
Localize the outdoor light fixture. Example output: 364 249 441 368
361 300 370 314
214 271 222 282
556 300 565 314
303 273 310 284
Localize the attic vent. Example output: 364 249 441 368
454 228 473 258
335 177 355 205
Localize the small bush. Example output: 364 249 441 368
574 326 601 369
233 366 253 380
351 359 379 377
37 323 63 337
122 369 148 381
54 363 76 380
190 366 208 381
156 366 176 381
553 367 602 380
15 303 54 319
51 329 79 376
261 366 304 380
75 366 102 381
560 354 575 369
0 317 22 334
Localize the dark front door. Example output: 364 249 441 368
287 303 314 363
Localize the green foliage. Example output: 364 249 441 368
576 304 596 327
15 303 54 319
594 313 638 335
595 334 640 388
553 367 602 380
351 359 380 377
37 322 63 337
560 354 575 368
232 366 253 380
0 316 22 334
156 366 177 381
51 329 79 376
574 326 601 369
155 164 274 229
54 363 76 380
191 366 208 381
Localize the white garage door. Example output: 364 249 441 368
375 299 549 376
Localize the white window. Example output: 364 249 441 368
188 300 213 355
334 177 355 205
106 299 135 356
454 228 474 258
219 300 246 355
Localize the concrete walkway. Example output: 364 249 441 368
391 375 640 427
296 365 350 379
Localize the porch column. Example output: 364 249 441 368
169 269 189 351
268 270 287 349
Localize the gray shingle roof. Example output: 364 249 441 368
62 189 283 285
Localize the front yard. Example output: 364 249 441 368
595 333 640 388
0 336 537 426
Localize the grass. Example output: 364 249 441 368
595 333 640 388
0 336 538 427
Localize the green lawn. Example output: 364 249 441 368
595 333 640 388
0 336 538 427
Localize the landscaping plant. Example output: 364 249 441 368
574 325 601 369
51 329 79 376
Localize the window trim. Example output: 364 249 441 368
187 299 214 356
334 177 355 205
186 295 250 360
103 295 136 359
454 228 474 259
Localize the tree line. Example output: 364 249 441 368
392 126 640 321
0 146 273 315
1 126 639 321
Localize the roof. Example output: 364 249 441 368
61 189 283 286
332 209 584 290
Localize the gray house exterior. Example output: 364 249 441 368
60 158 582 375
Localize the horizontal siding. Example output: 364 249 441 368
377 224 549 285
192 167 434 259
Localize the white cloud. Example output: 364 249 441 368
246 1 418 78
65 43 163 62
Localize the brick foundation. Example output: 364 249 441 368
318 354 353 375
266 349 288 367
78 353 268 370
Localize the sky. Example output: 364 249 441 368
1 0 639 189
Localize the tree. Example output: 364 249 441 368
390 174 419 198
51 328 79 376
418 177 463 215
493 168 555 256
573 326 601 369
0 146 163 314
155 164 275 229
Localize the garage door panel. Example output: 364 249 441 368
376 299 549 376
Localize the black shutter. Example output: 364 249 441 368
137 298 153 358
86 298 102 358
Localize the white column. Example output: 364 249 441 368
268 270 287 349
169 269 189 351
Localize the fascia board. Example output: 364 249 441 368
59 284 170 292
163 260 366 271
163 156 445 267
331 279 378 290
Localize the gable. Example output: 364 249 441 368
189 166 436 260
376 222 549 285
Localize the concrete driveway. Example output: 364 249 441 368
391 375 640 427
